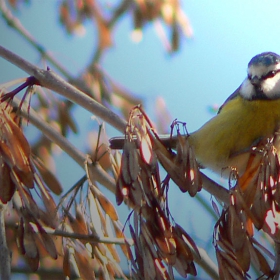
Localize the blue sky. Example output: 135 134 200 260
1 0 280 277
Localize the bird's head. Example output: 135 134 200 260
240 52 280 100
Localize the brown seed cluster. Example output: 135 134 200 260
214 135 280 279
116 106 201 279
0 105 59 270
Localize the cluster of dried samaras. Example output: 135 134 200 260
0 104 59 269
114 106 280 279
2 88 280 279
0 99 126 278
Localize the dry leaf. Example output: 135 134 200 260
92 186 119 221
34 158 63 195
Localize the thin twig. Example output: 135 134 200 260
11 266 65 278
11 266 131 279
0 0 72 79
195 192 219 220
201 172 230 206
0 0 141 104
0 0 101 100
0 45 127 132
50 228 132 245
108 0 131 28
194 247 219 280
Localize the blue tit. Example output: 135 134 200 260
188 52 280 175
110 52 280 176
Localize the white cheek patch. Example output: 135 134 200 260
262 73 280 98
240 78 254 99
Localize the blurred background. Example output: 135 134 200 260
1 0 280 278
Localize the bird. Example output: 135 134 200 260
110 52 280 176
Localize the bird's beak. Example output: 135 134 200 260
250 76 261 86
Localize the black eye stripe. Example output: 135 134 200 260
248 69 280 81
262 70 275 79
262 69 280 79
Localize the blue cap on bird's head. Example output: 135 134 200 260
248 52 280 67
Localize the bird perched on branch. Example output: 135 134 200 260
110 52 280 176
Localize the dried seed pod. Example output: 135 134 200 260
63 247 71 277
74 242 95 280
0 161 16 203
34 158 63 195
115 176 124 205
140 134 154 165
36 223 57 259
227 204 246 251
121 141 136 185
235 238 250 272
23 222 38 259
91 185 119 221
252 245 271 276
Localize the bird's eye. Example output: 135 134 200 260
262 70 276 79
247 74 252 80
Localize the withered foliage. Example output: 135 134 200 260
80 66 143 119
114 106 280 279
214 191 272 280
2 74 280 278
115 106 201 279
214 135 280 279
0 101 127 278
58 0 192 53
3 0 192 122
59 177 127 280
4 1 280 279
0 103 59 270
0 77 127 278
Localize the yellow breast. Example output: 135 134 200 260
188 96 280 174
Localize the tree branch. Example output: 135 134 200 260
0 0 72 79
201 172 230 206
50 228 131 245
194 247 219 280
0 45 127 133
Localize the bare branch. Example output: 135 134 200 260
201 172 230 206
11 266 65 278
194 247 219 280
108 0 131 28
49 228 131 245
0 45 127 132
0 0 72 79
11 266 131 279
